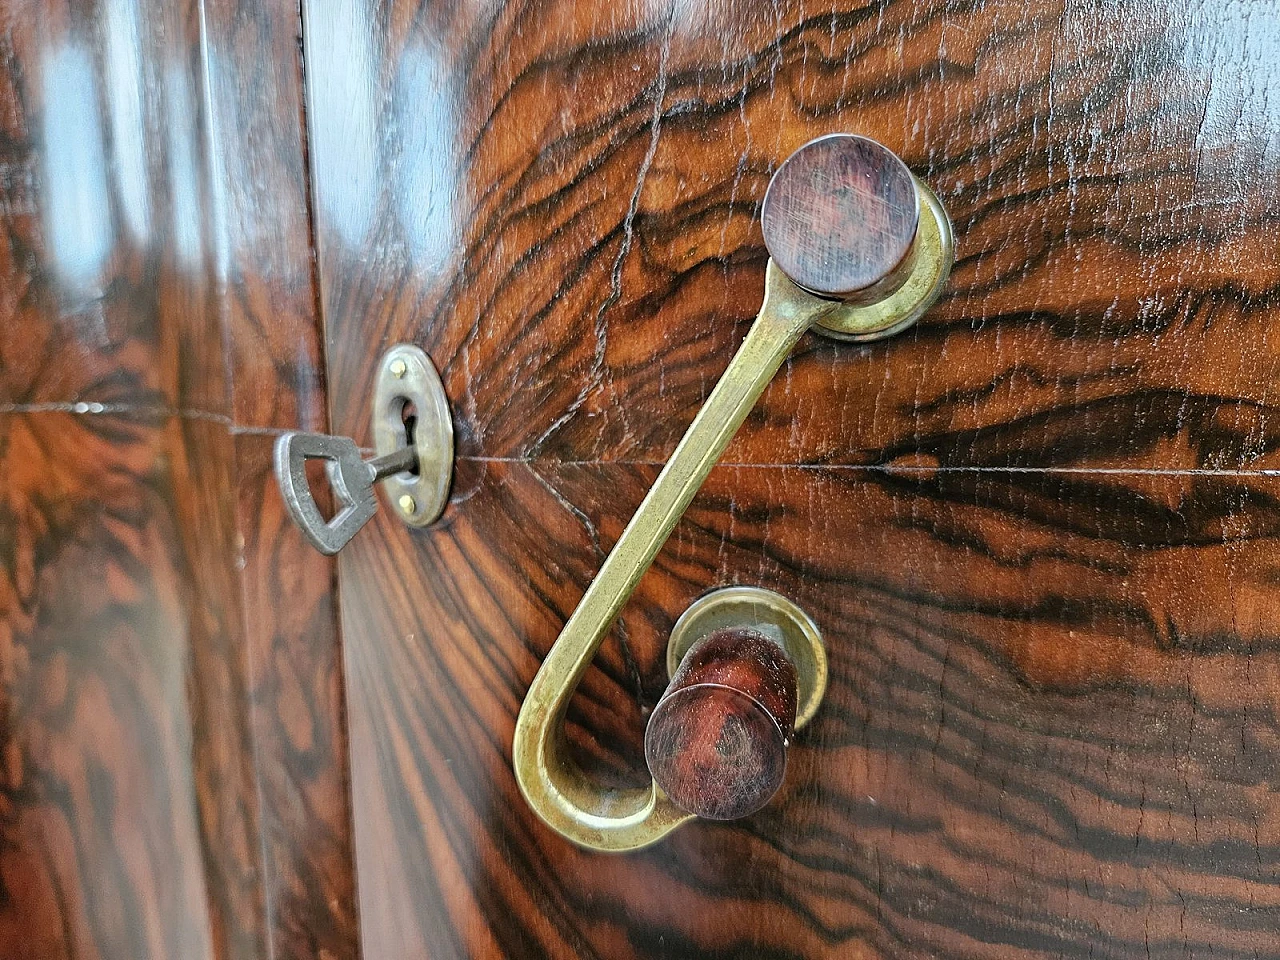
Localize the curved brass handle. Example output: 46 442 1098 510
513 135 955 851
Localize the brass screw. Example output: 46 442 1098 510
390 358 408 378
398 493 417 514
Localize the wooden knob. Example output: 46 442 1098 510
645 628 799 820
761 134 920 301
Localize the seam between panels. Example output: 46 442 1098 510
5 408 1278 478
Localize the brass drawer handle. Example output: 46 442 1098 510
513 134 954 851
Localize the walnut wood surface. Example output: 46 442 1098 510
0 411 240 959
335 459 1280 959
0 1 356 957
236 436 360 960
306 0 1280 957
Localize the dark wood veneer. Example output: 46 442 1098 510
306 0 1280 957
4 0 1278 957
0 0 356 956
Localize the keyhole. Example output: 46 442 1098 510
399 399 420 475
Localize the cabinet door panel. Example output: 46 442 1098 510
303 1 1280 957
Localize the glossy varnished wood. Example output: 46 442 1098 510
335 459 1280 958
236 436 360 960
311 0 1280 472
0 411 230 959
0 0 356 957
306 0 1280 957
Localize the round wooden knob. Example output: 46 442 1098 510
761 134 920 301
645 628 798 820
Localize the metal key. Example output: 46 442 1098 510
272 343 455 556
273 433 419 555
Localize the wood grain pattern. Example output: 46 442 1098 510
0 411 228 960
335 459 1280 959
305 0 1280 957
0 0 356 956
310 0 1280 475
235 434 360 960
